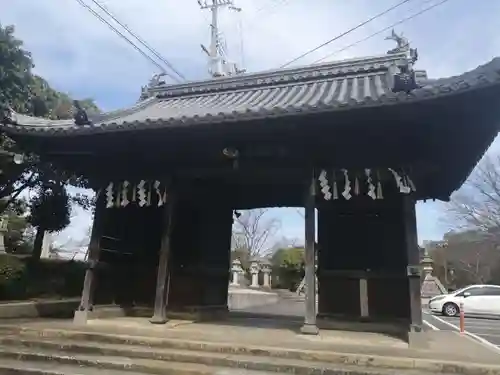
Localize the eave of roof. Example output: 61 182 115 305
2 54 500 137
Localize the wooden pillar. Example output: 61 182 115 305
301 171 319 335
74 192 104 325
150 195 176 324
402 197 423 332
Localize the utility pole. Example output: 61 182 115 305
198 0 245 77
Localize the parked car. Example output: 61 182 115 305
428 284 500 317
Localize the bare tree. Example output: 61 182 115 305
447 154 500 236
232 208 281 258
456 251 491 284
271 236 302 252
428 235 498 287
433 153 500 285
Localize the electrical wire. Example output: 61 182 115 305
312 0 452 64
279 0 414 68
88 0 187 81
244 0 291 32
73 0 181 83
254 0 290 16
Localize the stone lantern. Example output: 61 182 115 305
421 249 434 277
230 259 243 286
420 248 447 301
260 258 272 289
249 259 260 288
0 215 8 254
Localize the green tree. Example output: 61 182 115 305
271 247 305 290
0 24 33 114
3 199 33 254
28 181 71 260
0 24 99 255
272 247 304 270
29 75 100 120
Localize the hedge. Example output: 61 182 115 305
0 254 86 301
272 267 304 291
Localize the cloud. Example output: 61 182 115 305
2 0 499 243
5 0 495 107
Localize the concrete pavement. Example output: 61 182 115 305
233 297 304 316
242 295 500 357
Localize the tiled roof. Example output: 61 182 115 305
2 52 500 137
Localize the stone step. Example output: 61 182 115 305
0 339 384 374
0 335 495 375
0 346 248 375
0 342 435 375
1 326 499 375
0 329 409 369
0 359 148 375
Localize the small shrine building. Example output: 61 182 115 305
1 34 500 345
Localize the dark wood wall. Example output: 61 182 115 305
93 179 234 312
94 205 162 307
168 188 233 310
89 172 417 323
317 194 411 322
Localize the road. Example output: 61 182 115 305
423 310 500 353
236 293 500 355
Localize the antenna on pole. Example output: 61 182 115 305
199 0 246 78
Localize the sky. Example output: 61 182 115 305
2 0 500 250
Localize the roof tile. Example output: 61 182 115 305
3 55 500 136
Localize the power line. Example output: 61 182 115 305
88 0 187 81
279 0 414 69
312 0 452 64
245 0 291 32
73 0 181 83
253 0 289 17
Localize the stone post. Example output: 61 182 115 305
0 215 7 254
250 260 260 288
40 231 52 259
231 259 243 286
260 259 272 289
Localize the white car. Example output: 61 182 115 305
428 284 500 317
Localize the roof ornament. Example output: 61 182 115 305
73 100 92 126
139 85 149 101
139 72 168 101
149 72 167 88
386 30 420 93
385 29 418 64
386 29 410 53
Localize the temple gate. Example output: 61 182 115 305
2 35 500 347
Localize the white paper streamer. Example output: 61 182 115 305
341 169 352 200
105 183 114 208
